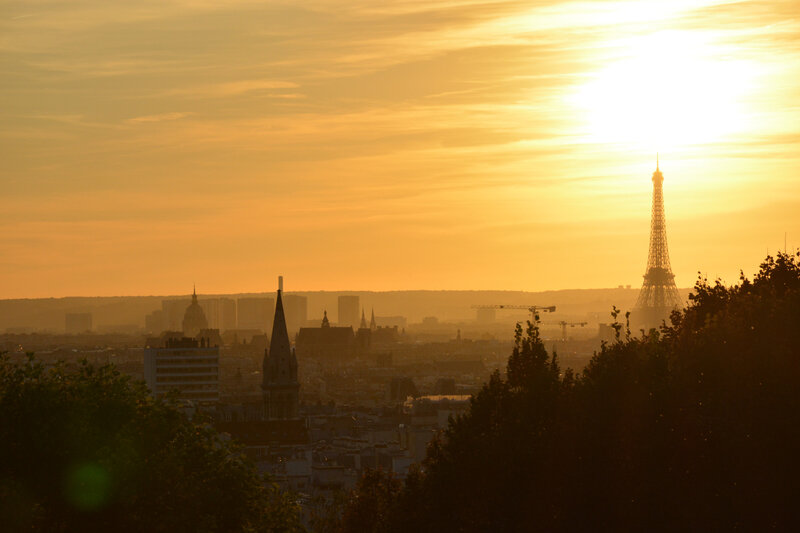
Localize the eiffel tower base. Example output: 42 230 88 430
631 305 674 333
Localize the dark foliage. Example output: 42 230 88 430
0 357 304 532
338 468 402 533
339 252 800 532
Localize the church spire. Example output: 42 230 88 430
322 310 330 328
360 308 367 329
268 283 291 369
262 276 299 420
370 308 376 330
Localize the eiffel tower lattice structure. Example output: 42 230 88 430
634 158 682 329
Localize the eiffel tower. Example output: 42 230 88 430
633 157 682 330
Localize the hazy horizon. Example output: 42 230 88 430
1 284 688 301
0 286 691 333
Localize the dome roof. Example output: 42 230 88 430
182 287 208 337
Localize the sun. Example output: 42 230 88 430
570 30 758 151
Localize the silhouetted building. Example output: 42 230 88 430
598 323 616 343
183 287 209 337
237 297 275 331
197 328 223 348
164 294 236 333
296 312 356 361
422 316 439 326
372 326 400 346
143 333 219 403
338 295 360 328
199 297 236 332
282 294 307 336
162 299 187 331
389 377 418 402
262 278 300 420
355 325 370 353
65 312 92 334
353 308 400 354
145 309 165 334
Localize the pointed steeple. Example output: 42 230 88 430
192 284 198 303
262 276 299 420
264 279 294 387
370 308 376 330
360 308 367 329
269 288 290 364
321 310 330 328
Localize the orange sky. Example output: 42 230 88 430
1 0 799 298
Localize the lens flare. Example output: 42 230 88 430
64 463 111 511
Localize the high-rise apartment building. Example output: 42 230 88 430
144 335 219 404
199 297 236 332
338 295 360 327
145 309 166 334
237 297 275 331
282 294 308 336
161 299 187 331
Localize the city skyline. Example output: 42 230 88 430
3 0 799 298
2 3 798 531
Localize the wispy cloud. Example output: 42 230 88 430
166 79 300 98
1 0 800 296
125 112 194 124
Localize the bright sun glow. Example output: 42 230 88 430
570 31 759 151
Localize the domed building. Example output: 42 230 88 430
182 286 208 337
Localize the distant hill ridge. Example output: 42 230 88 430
0 288 692 333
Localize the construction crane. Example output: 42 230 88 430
557 321 588 341
472 304 556 323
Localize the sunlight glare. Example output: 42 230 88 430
570 31 758 151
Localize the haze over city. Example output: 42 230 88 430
3 0 799 298
3 2 800 532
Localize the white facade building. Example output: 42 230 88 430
143 336 220 403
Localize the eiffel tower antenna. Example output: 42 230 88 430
634 157 682 330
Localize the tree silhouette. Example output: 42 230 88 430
339 252 800 532
0 356 304 532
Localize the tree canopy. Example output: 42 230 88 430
339 252 800 532
0 357 304 532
